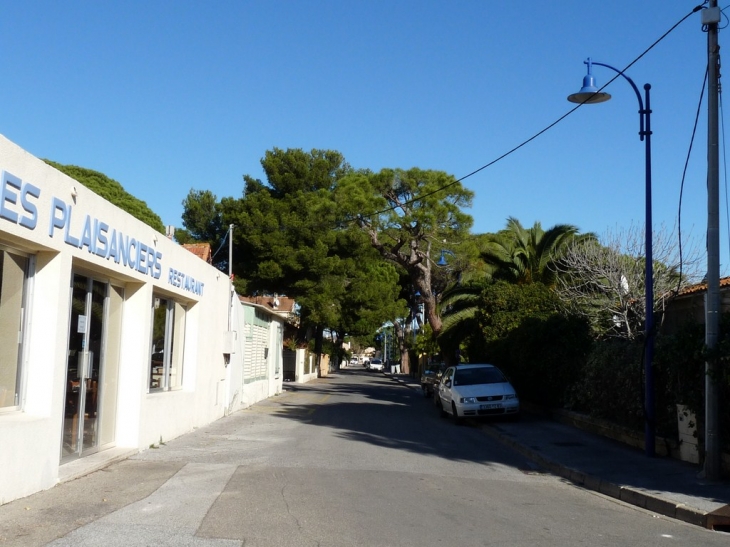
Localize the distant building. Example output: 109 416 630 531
182 242 213 264
663 277 730 333
239 294 298 325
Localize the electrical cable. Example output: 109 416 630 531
717 8 730 276
675 67 708 295
359 3 708 222
221 4 711 256
211 226 230 261
720 69 729 278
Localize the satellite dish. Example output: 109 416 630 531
620 275 629 295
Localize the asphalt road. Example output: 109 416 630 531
1 368 726 546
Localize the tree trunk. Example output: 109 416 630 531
314 324 324 376
334 329 347 369
423 296 442 338
393 320 410 374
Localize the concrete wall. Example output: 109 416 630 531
296 350 318 383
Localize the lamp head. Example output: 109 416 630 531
568 58 611 104
437 250 448 267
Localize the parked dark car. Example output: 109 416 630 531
420 363 445 397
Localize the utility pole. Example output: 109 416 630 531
228 224 234 331
228 224 234 280
703 1 721 480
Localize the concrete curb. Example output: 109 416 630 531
477 423 711 529
385 372 418 390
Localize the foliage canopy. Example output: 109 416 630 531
45 160 165 233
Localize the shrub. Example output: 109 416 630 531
465 281 592 407
504 314 592 407
654 314 730 452
566 338 645 430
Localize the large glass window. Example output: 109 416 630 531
62 274 122 459
149 295 186 391
0 247 30 410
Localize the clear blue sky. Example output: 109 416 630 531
2 1 725 273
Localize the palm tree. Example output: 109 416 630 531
481 217 595 286
438 218 594 344
438 280 486 338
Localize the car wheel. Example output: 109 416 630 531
451 402 463 424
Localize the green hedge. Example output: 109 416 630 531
562 319 729 455
471 286 728 454
566 338 645 430
503 314 592 408
654 315 730 452
466 282 592 407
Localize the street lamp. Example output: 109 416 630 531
437 249 455 267
568 57 656 457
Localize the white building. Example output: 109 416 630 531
0 134 283 504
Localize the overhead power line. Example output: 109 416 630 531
363 3 707 221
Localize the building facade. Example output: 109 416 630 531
0 134 283 504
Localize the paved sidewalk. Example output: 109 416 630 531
386 371 730 532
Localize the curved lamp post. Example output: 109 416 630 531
568 58 655 457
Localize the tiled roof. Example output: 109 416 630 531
677 276 730 296
239 295 296 313
182 243 212 264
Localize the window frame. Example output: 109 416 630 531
148 294 186 393
0 245 33 413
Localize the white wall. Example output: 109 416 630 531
0 134 232 503
296 349 318 384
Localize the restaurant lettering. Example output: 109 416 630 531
2 170 206 295
49 197 162 279
2 170 162 280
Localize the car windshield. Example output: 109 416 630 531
454 367 506 386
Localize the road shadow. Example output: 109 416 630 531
271 369 730 508
259 368 528 469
